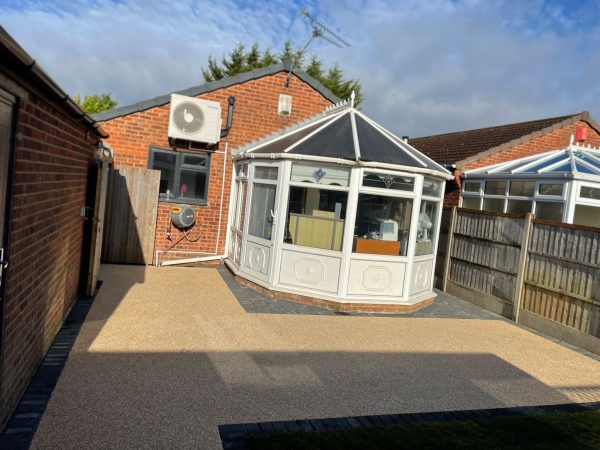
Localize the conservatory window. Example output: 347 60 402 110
290 163 351 187
538 183 564 196
247 183 277 240
535 202 564 221
362 172 414 191
580 185 600 200
422 177 443 197
483 198 504 212
462 197 480 209
484 181 506 195
509 181 535 197
353 194 413 256
254 166 279 180
284 187 348 251
463 181 480 193
574 205 600 227
507 199 532 214
415 200 439 256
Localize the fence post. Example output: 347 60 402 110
513 213 533 323
442 206 457 293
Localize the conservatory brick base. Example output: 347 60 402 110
231 272 435 314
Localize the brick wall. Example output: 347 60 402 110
0 84 98 427
100 71 333 262
444 121 600 206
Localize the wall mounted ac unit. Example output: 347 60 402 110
168 94 222 144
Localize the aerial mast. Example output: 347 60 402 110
285 9 350 87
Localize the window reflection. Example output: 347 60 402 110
353 194 412 256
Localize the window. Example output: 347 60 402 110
422 177 443 197
573 204 600 227
248 183 276 240
148 147 210 204
580 185 600 200
509 181 535 197
463 181 480 192
507 199 532 214
483 198 504 212
415 200 439 256
353 194 413 256
484 181 506 195
284 187 348 251
539 183 564 196
462 197 480 209
290 163 350 187
535 202 564 221
363 172 414 191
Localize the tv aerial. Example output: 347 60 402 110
285 9 351 87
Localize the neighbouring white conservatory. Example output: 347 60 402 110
226 103 452 310
461 139 600 228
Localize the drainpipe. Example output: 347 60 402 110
161 96 235 267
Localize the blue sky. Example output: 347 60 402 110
2 0 600 136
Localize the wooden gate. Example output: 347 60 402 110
102 167 160 264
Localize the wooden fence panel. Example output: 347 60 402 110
454 211 524 246
102 167 160 265
446 210 524 304
521 221 600 340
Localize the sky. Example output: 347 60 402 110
2 0 600 137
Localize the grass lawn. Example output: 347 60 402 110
249 411 600 450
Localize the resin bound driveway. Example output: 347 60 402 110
31 265 600 449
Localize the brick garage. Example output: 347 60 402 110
409 112 600 207
96 64 336 263
0 28 106 427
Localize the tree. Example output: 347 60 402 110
73 93 118 115
201 41 363 107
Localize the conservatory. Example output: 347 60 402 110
461 140 600 228
226 102 452 311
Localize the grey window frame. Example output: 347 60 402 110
148 147 211 205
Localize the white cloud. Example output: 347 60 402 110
2 0 600 136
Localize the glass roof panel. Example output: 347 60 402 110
252 120 331 154
578 153 600 170
521 154 569 173
288 114 356 160
355 115 420 166
574 162 597 174
547 163 572 173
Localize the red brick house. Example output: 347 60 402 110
95 63 338 264
0 27 107 427
409 112 600 207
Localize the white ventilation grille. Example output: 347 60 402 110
168 94 222 144
278 94 292 116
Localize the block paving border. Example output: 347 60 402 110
0 283 101 450
219 401 600 449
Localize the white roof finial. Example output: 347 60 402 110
569 134 575 146
350 90 356 108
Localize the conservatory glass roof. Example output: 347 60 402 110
464 142 600 178
235 103 451 178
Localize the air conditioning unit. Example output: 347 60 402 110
168 94 222 144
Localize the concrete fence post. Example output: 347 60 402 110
513 213 533 323
442 206 457 293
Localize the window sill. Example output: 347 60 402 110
158 197 208 207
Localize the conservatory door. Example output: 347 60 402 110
241 163 281 282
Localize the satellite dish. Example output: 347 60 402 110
172 101 204 134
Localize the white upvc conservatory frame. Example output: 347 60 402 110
461 177 600 225
226 158 447 305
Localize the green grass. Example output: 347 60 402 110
249 411 600 450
